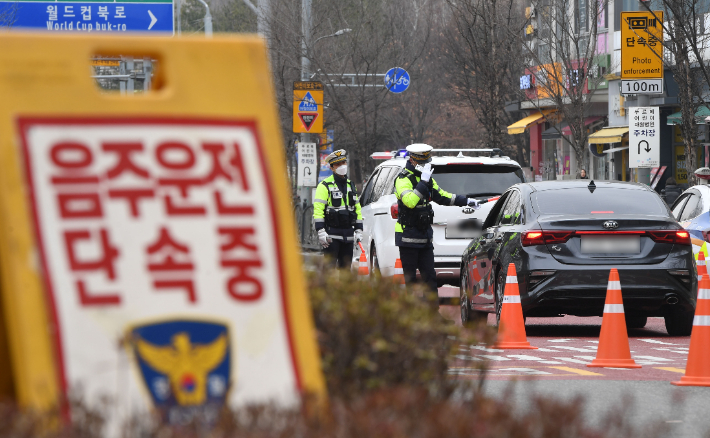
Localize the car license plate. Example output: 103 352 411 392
580 235 640 254
445 219 481 239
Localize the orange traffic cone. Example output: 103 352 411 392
493 264 537 350
672 274 710 386
587 269 641 368
698 251 708 281
393 258 405 286
358 242 369 278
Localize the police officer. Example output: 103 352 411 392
313 149 363 268
395 144 481 296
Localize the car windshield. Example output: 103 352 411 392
431 164 524 197
533 188 668 215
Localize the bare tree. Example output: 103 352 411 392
266 0 439 183
517 0 610 172
0 2 18 28
443 0 530 165
638 0 710 185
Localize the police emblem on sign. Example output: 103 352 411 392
128 319 231 423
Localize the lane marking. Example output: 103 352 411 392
554 346 599 353
554 357 590 365
548 366 604 376
639 339 678 345
534 347 562 352
655 367 686 374
548 338 574 342
634 355 673 362
479 355 511 361
471 346 505 353
496 367 552 375
507 354 563 364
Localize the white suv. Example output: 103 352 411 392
356 149 524 286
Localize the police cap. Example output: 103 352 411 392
325 149 347 166
406 144 433 163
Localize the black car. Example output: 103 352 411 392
459 180 697 336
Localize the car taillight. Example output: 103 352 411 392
647 230 691 245
390 203 399 219
522 230 574 246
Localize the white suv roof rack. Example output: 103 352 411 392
370 148 507 160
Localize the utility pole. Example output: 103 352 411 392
298 0 312 206
636 0 651 185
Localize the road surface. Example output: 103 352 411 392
439 286 710 437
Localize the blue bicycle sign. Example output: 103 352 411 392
384 67 410 93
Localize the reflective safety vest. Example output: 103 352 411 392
394 166 466 248
313 175 363 240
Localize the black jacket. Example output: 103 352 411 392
663 184 682 206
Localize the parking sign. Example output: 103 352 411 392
629 107 660 168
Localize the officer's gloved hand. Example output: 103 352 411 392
420 163 434 182
354 230 363 243
318 229 330 248
467 198 481 210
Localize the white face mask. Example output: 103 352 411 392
335 165 348 176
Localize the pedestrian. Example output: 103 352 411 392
313 149 363 269
394 144 481 302
662 177 682 206
577 169 589 179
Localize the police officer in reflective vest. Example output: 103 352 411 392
313 149 363 268
395 144 481 294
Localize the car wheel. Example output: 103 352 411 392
626 315 647 329
460 285 471 327
665 308 694 336
495 270 504 326
370 243 380 275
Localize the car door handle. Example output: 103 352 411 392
494 236 503 244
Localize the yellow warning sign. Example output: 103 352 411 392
293 81 324 133
0 34 325 418
621 11 664 79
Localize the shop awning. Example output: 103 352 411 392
561 116 604 135
588 126 629 144
507 110 556 135
603 146 629 154
541 123 567 140
667 106 710 125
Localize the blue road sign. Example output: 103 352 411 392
384 67 410 93
1 1 173 33
298 91 318 112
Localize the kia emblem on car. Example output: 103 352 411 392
463 207 474 214
603 221 619 229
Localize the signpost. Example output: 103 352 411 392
1 0 174 33
293 81 323 134
620 11 664 95
0 34 324 427
297 142 318 187
384 67 410 93
629 107 660 168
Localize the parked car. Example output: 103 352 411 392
670 184 710 258
357 148 524 286
460 180 696 336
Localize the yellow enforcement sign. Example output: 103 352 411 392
293 81 323 133
0 34 325 420
621 11 664 79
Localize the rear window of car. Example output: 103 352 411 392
532 188 668 215
431 164 524 197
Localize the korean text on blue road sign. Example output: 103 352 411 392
1 0 174 33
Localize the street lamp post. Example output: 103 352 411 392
196 0 212 37
297 0 352 205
